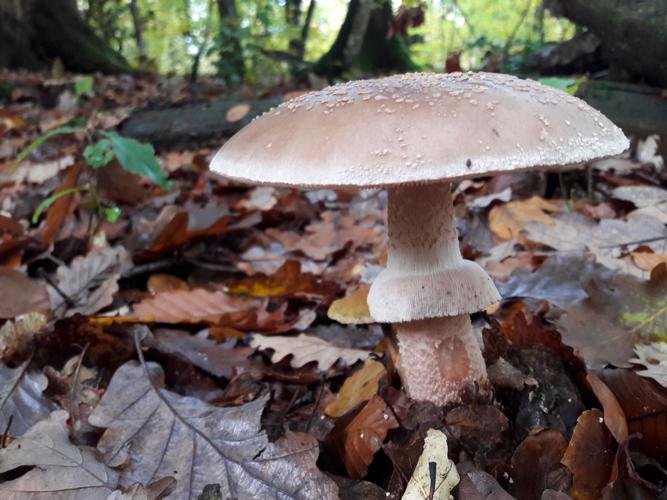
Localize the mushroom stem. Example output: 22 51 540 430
395 315 487 406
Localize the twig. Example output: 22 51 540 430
38 268 74 308
68 343 90 418
600 235 667 249
305 373 325 433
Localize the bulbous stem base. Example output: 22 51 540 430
395 315 488 406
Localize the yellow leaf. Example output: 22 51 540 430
488 196 562 241
631 251 667 272
328 286 373 324
325 359 386 418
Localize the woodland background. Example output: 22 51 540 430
0 1 666 499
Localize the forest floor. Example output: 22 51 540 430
0 70 666 499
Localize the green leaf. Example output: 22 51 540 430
13 125 85 168
32 187 87 224
538 77 587 96
102 131 171 189
103 206 122 223
74 76 94 97
83 139 114 168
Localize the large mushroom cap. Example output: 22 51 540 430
211 72 628 188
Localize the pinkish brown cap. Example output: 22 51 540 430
211 72 628 187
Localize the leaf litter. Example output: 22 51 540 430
0 70 666 499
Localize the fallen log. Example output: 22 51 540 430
119 98 282 150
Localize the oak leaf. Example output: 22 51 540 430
88 361 338 499
327 286 373 325
251 333 369 369
488 196 562 241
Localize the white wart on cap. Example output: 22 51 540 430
211 72 628 188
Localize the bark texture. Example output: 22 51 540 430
552 0 667 86
0 0 130 73
314 0 417 78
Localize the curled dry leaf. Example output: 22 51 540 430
88 361 338 500
0 410 119 499
0 268 50 319
226 260 339 299
0 312 47 362
133 288 253 323
402 429 460 500
0 361 56 437
325 359 387 418
48 246 132 318
42 163 83 245
586 372 629 443
561 409 615 500
328 395 399 480
251 333 369 369
509 430 568 500
630 251 667 272
327 286 373 325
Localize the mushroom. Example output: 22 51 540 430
211 72 628 405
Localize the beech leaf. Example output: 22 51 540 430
88 360 338 499
325 359 387 418
0 361 56 437
251 333 369 369
0 410 119 499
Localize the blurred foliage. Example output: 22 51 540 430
77 0 575 83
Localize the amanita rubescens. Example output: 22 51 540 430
211 72 628 405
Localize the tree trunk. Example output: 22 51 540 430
0 0 130 74
550 0 667 87
314 0 417 78
129 0 147 65
216 0 245 85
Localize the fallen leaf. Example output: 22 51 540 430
327 286 373 324
48 246 131 317
612 185 667 208
631 250 667 272
236 186 278 211
509 430 568 500
561 409 615 500
488 196 562 241
458 470 514 500
0 312 48 361
147 329 254 379
0 268 50 319
146 274 190 295
89 360 338 499
133 288 253 323
227 260 339 299
444 405 509 461
106 477 176 500
42 163 83 244
586 372 629 443
599 369 667 459
251 333 369 369
631 342 667 388
327 395 398 479
0 410 119 499
402 428 460 500
325 359 387 418
0 361 56 437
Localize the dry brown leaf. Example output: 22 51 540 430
147 329 253 378
631 250 667 272
133 288 253 323
42 162 83 244
509 430 568 500
226 260 339 299
48 246 131 318
586 372 629 443
146 274 189 295
0 312 47 361
89 360 338 499
328 395 398 479
251 333 369 369
226 103 251 122
561 409 615 500
327 286 373 325
0 268 50 319
325 359 387 418
488 196 562 241
0 361 56 437
0 410 119 499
